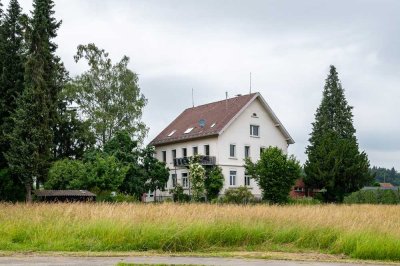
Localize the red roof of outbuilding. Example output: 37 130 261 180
150 93 294 146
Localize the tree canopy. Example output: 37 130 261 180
69 43 148 147
245 146 301 204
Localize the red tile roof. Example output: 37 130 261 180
150 92 294 146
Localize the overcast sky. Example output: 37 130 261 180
9 0 400 169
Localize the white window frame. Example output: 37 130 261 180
192 146 198 156
250 124 260 137
244 145 250 159
171 174 177 188
182 147 187 157
245 175 251 186
229 144 236 158
204 144 210 156
182 173 189 188
162 150 167 162
229 170 237 186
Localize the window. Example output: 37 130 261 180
162 151 167 162
204 145 210 156
182 173 189 188
229 171 237 186
229 144 236 158
172 149 176 159
182 148 187 157
193 146 198 155
167 130 176 137
250 125 260 137
210 123 216 128
184 127 193 134
244 146 250 159
171 174 177 187
245 175 251 186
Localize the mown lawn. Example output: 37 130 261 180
0 203 399 261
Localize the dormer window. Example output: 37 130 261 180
167 130 176 137
210 123 216 128
184 127 194 134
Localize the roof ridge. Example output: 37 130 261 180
182 92 257 111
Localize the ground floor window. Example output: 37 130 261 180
171 174 177 187
229 170 236 186
245 175 251 186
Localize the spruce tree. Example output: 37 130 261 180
0 0 25 169
304 65 372 202
6 0 62 201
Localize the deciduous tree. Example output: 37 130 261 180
245 146 300 204
70 43 148 147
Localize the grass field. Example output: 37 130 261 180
0 203 399 261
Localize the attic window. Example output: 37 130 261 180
252 113 258 118
184 127 194 134
167 130 176 137
210 123 216 128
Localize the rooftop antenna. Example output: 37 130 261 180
249 72 252 94
192 88 194 107
225 91 228 110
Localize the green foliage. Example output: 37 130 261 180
45 154 127 193
370 166 400 186
5 0 63 201
45 159 86 190
53 97 95 160
305 65 372 202
69 43 148 147
245 146 301 204
0 0 25 170
0 168 25 202
204 166 224 200
141 146 169 196
72 153 127 193
222 186 254 204
189 159 206 202
170 184 190 202
344 189 400 204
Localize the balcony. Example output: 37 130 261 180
173 155 216 167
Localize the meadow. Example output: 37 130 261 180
0 203 399 261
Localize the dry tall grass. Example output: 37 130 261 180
0 203 399 260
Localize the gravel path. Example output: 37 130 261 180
0 256 394 266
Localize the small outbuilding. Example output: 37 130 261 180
34 190 96 202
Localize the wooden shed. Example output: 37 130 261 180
34 190 96 202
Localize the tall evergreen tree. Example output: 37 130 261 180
304 65 372 202
5 0 62 201
0 0 25 169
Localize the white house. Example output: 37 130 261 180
149 92 294 200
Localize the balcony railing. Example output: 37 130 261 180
173 155 216 167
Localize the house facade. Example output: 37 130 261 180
149 92 294 200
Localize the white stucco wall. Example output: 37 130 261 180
217 98 289 197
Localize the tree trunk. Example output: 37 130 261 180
25 183 32 203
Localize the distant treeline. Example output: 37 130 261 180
371 166 400 186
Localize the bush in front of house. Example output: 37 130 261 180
344 189 400 204
220 186 255 204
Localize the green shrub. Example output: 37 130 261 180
170 185 190 202
344 189 400 204
222 186 254 204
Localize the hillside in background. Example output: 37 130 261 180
371 166 400 186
